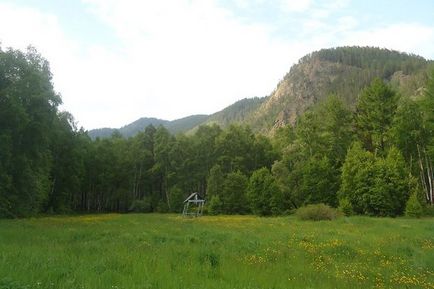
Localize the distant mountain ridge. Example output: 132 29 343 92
88 115 208 139
89 46 433 138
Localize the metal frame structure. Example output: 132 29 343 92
182 192 205 217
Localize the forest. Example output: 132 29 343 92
0 46 433 218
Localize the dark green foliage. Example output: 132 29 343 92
129 199 152 213
295 203 339 221
271 161 293 211
168 186 186 213
390 97 427 162
247 168 282 216
206 165 224 198
0 47 62 217
355 78 398 153
311 47 427 76
422 69 434 160
289 156 339 207
405 193 423 218
2 46 431 218
207 195 223 215
220 171 249 214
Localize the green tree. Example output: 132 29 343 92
247 168 282 216
340 143 410 216
215 125 256 175
0 47 61 217
355 78 398 154
390 97 427 164
289 156 339 207
405 192 423 218
221 171 248 214
206 165 224 198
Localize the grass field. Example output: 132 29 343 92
0 214 433 289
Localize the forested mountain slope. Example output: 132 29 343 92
92 47 432 136
248 46 432 132
88 115 208 139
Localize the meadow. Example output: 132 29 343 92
0 214 433 289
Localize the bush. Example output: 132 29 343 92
424 205 434 216
208 195 223 215
338 198 354 216
295 203 340 221
129 199 152 213
156 200 169 213
405 193 423 218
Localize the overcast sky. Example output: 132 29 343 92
1 0 434 129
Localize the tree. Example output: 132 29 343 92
215 125 256 175
419 68 434 205
247 168 282 216
340 142 410 216
405 192 423 218
206 165 224 198
221 171 248 214
271 160 294 210
390 97 427 173
289 156 339 208
0 47 61 217
153 126 174 210
355 78 398 154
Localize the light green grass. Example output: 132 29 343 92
0 214 433 289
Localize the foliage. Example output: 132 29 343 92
207 195 223 215
206 165 224 198
129 199 152 213
247 168 282 216
405 193 423 218
355 78 398 153
295 204 340 221
220 171 249 214
338 198 354 216
289 156 339 207
1 46 432 218
340 143 410 216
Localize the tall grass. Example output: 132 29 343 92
0 214 433 289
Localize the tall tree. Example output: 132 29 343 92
355 78 398 154
247 168 282 216
0 47 61 217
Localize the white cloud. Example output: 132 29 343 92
280 0 312 13
1 1 433 130
341 23 434 57
76 0 297 128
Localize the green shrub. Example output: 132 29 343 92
295 203 340 221
156 200 169 213
424 205 434 216
208 195 223 215
129 199 152 213
338 198 354 216
405 193 423 218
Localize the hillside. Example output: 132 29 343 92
248 46 432 132
88 115 208 139
89 47 433 137
200 97 265 128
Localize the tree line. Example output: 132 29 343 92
0 46 433 218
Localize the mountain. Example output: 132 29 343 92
88 115 208 139
89 46 433 138
201 97 265 128
246 46 432 132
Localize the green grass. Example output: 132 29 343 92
0 214 433 289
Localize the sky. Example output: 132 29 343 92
0 0 434 130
